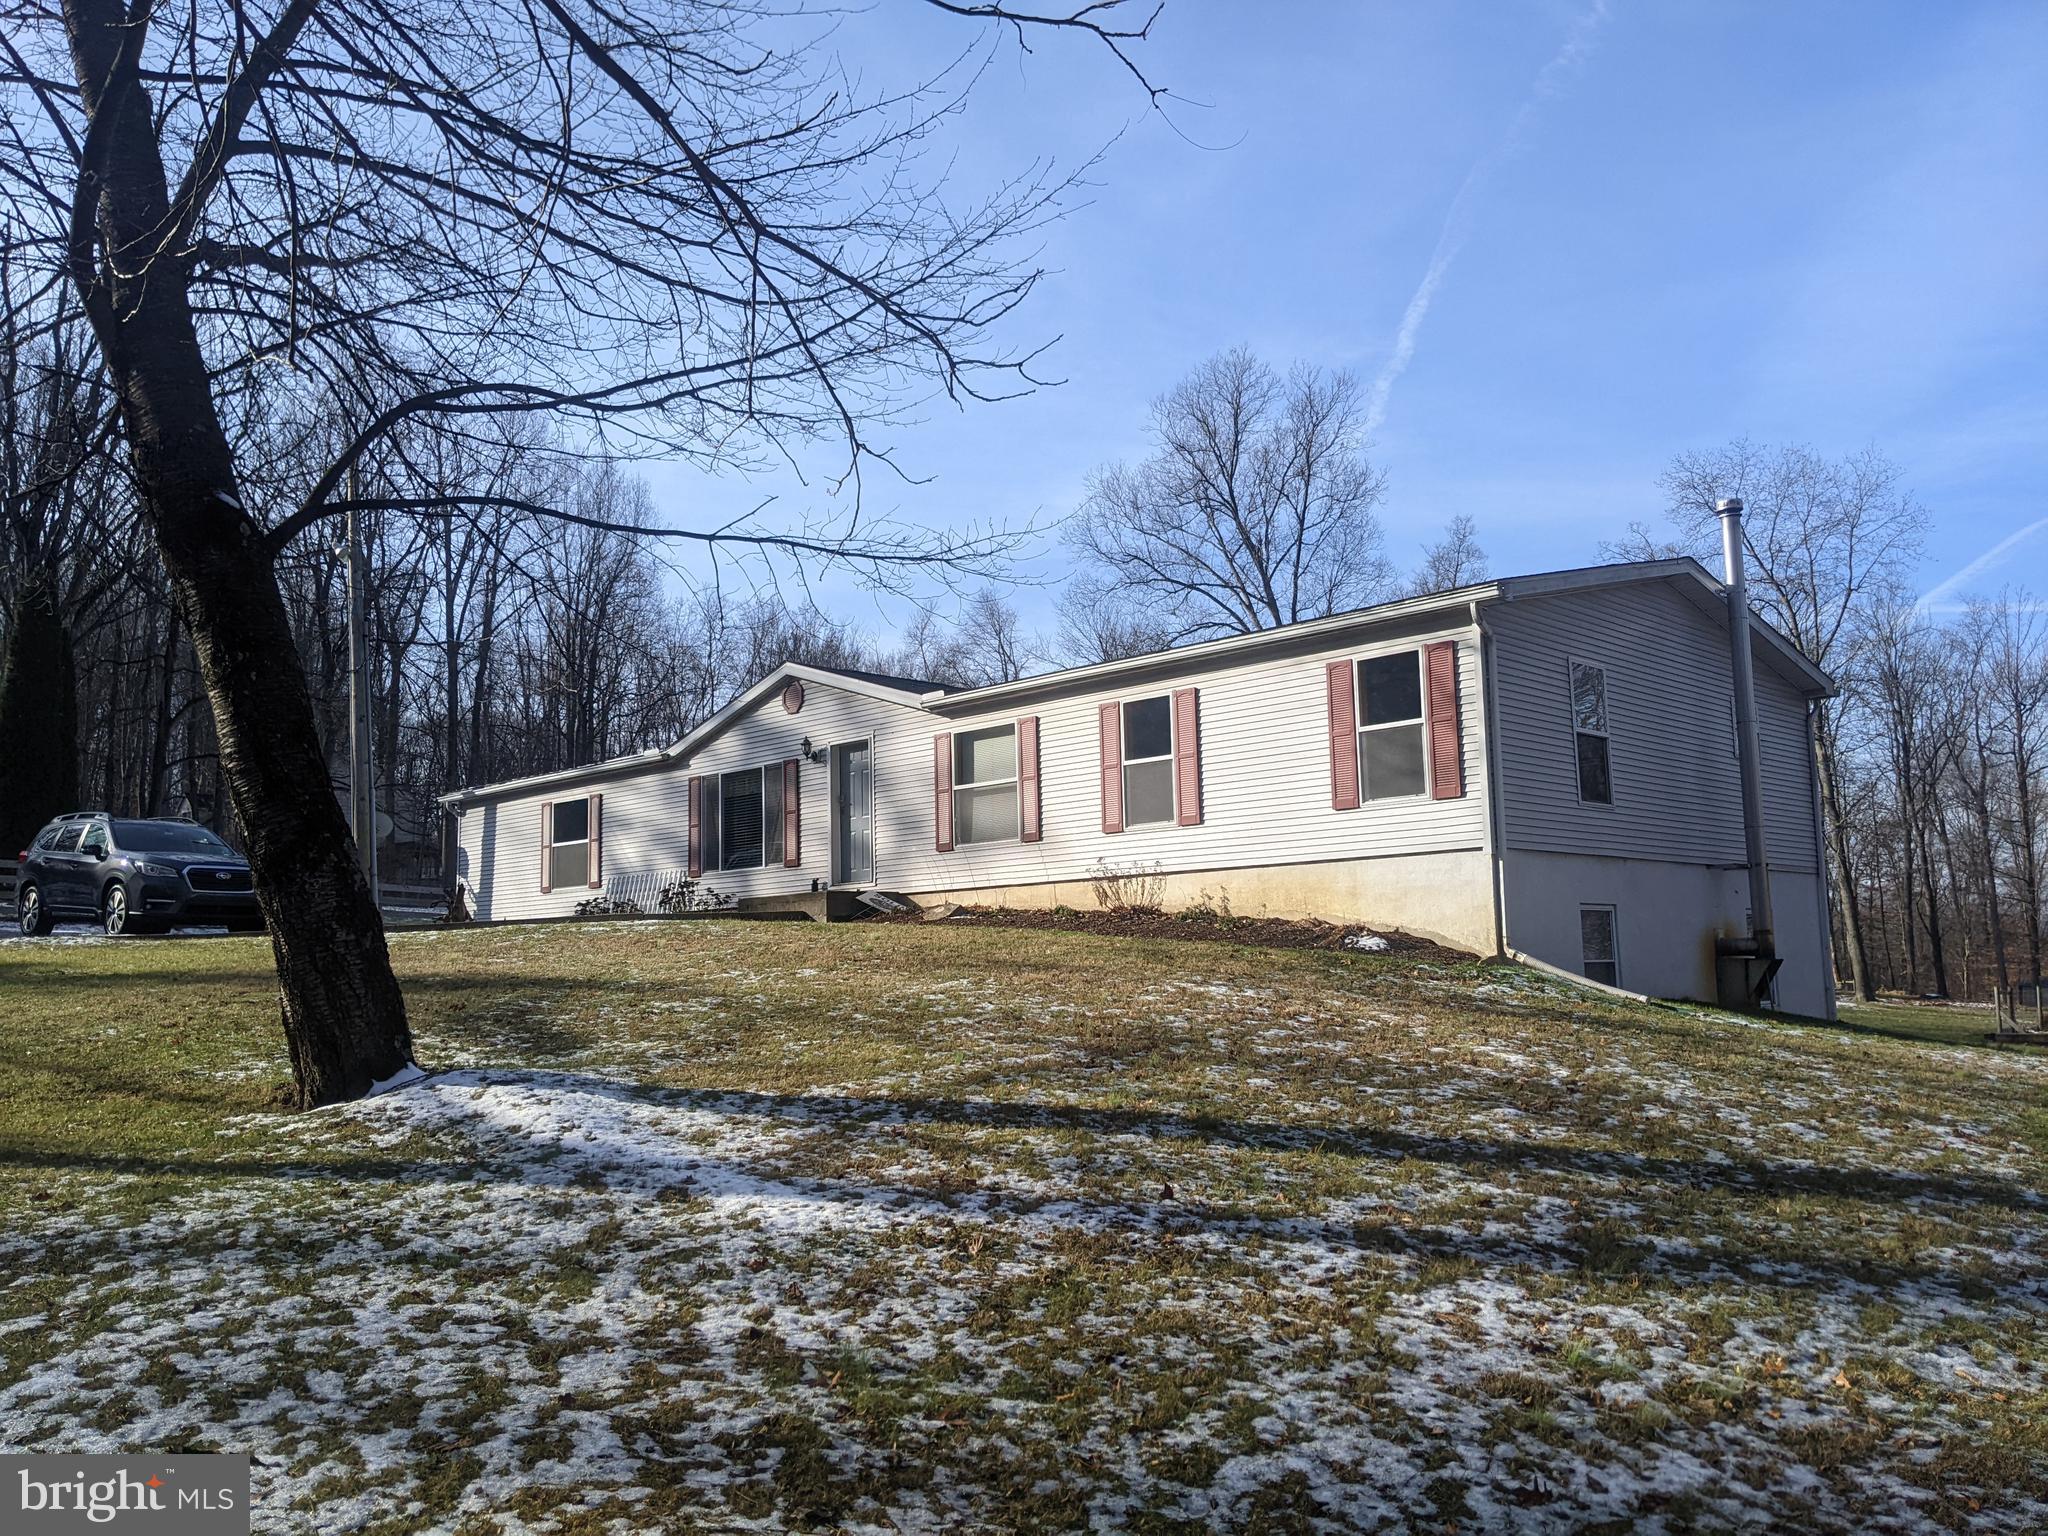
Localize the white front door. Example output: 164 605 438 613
833 741 873 886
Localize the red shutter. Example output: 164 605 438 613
1326 660 1359 810
782 759 801 867
1426 641 1464 799
934 732 954 852
687 777 704 878
587 793 603 888
1099 700 1124 834
1018 716 1042 842
540 798 554 892
1173 688 1202 826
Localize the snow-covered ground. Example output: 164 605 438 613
2 922 2044 1533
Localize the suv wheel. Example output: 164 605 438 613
103 883 134 937
17 884 54 937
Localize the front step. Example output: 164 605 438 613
730 889 886 923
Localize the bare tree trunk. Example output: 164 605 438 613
441 518 462 888
1971 784 2012 996
467 556 499 787
2017 748 2043 983
1917 809 1949 998
1814 724 1875 1000
65 0 410 1105
144 604 178 816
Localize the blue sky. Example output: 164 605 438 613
647 0 2048 638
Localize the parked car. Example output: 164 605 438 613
15 813 263 936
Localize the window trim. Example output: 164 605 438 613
1580 903 1621 988
1119 691 1177 827
549 799 591 887
1354 645 1430 803
954 721 1022 846
712 763 784 872
1567 655 1613 807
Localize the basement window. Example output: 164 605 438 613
1122 695 1175 826
1570 659 1612 805
1580 905 1619 988
550 798 589 887
1357 651 1426 800
955 725 1019 844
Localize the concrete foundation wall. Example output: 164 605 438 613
902 847 1500 956
1502 849 1834 1018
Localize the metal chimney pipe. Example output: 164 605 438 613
1718 497 1774 961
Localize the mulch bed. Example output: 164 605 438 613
870 903 1476 961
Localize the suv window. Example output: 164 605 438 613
52 825 84 853
109 820 234 856
33 825 60 849
80 825 110 859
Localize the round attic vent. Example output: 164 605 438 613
781 680 805 714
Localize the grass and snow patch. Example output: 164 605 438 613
2 923 2045 1532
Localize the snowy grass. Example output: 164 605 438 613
2 922 2045 1533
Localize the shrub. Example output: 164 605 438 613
1089 859 1164 916
574 894 643 918
656 876 735 914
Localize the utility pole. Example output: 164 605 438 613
345 471 380 905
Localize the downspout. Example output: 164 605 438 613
1804 701 1838 1020
1476 602 1511 962
1717 498 1782 1008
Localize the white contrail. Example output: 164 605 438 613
1916 514 2048 612
1365 1 1612 437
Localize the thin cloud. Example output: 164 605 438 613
1917 514 2048 612
1365 1 1612 437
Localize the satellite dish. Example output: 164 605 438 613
333 786 395 844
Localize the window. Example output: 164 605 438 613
1357 651 1427 800
550 798 589 887
1580 905 1619 987
80 825 109 859
709 766 783 872
1570 660 1612 805
52 825 83 853
109 821 232 855
1122 695 1175 826
955 725 1019 844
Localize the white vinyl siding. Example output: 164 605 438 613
1487 578 1821 872
893 624 1488 895
455 680 925 921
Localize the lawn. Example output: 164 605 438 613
2 920 2045 1534
1834 998 2013 1051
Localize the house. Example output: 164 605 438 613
439 554 1839 1018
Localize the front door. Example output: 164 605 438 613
833 741 873 886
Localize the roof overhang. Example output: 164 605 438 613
1495 557 1836 698
439 558 1834 809
924 582 1503 713
437 662 930 809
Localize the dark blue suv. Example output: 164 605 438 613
16 813 262 936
